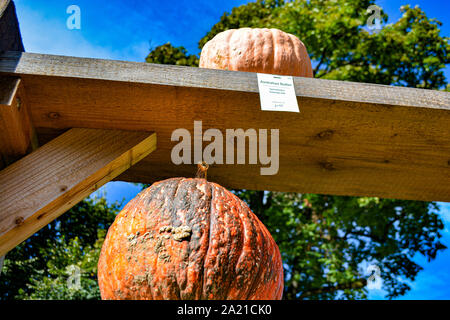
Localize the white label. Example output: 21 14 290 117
257 73 299 112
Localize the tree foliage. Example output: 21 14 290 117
0 197 120 300
235 192 445 299
144 0 449 299
199 0 449 88
146 42 199 66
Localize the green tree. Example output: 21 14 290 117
200 0 449 88
0 196 120 300
145 0 449 299
146 42 199 66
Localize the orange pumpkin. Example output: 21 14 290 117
199 27 313 77
98 177 284 300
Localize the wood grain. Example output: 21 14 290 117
0 128 156 255
0 76 38 167
0 52 449 202
0 52 448 111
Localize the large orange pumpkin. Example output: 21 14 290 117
199 27 313 77
98 177 283 300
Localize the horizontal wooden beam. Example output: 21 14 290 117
0 76 38 168
0 51 449 202
1 52 448 110
0 128 156 256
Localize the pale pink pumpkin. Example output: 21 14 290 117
199 27 313 77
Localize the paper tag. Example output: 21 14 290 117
257 73 299 112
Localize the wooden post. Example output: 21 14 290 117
0 0 29 271
0 0 32 169
0 76 38 168
0 0 24 53
0 128 157 256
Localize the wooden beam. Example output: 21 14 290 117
0 128 156 256
0 52 449 202
0 1 23 262
0 0 24 53
0 52 448 111
0 76 38 167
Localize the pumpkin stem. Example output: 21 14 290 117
196 161 209 180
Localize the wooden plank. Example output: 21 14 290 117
0 52 448 111
0 1 31 168
0 0 24 53
0 128 156 256
0 1 24 262
0 76 38 167
1 52 450 202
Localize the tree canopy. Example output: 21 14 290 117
0 196 120 299
143 0 449 300
1 0 448 300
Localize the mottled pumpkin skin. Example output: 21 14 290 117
199 28 313 77
98 178 283 300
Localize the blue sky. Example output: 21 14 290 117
13 0 450 299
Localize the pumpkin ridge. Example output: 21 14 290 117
207 182 234 299
202 181 219 298
173 178 207 299
140 188 154 300
242 192 266 299
224 187 245 299
288 33 301 75
145 182 161 299
219 183 245 299
245 217 266 299
171 178 187 299
230 188 259 300
258 218 280 298
266 29 274 74
152 182 175 297
252 29 259 73
229 188 257 298
154 179 177 299
208 183 225 299
271 29 279 73
198 179 212 299
204 182 242 299
98 177 283 300
226 30 234 71
198 180 213 299
285 33 296 74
